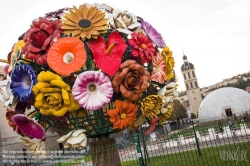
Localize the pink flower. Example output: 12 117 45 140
151 52 166 84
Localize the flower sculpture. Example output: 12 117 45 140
1 3 176 152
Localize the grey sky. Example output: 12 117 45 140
0 0 249 91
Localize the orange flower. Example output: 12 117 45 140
47 37 87 76
107 100 138 129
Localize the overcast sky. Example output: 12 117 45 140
0 0 249 91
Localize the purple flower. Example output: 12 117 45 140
12 114 45 139
72 71 113 111
44 7 69 20
141 21 166 48
10 64 37 102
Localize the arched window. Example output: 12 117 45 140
186 83 189 90
195 81 198 88
190 82 193 88
188 72 191 79
184 73 186 80
192 71 195 78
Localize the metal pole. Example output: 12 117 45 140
133 133 146 166
191 120 202 156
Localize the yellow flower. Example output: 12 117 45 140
32 71 81 116
141 95 163 119
61 4 109 41
8 40 25 72
161 46 175 81
159 103 174 125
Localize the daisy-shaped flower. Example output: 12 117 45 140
128 32 156 64
140 95 163 119
62 4 109 41
107 100 138 129
0 75 17 109
151 52 166 84
72 71 113 111
10 64 37 102
47 37 87 76
57 129 87 149
141 21 166 48
12 114 45 139
109 9 141 35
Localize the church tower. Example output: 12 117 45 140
180 54 202 115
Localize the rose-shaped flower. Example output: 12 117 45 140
109 9 141 35
112 60 150 101
140 95 163 118
32 71 81 116
57 129 87 149
162 46 175 81
0 75 17 109
22 17 62 65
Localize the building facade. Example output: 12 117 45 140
180 54 202 115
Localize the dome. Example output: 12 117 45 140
198 87 250 122
181 62 194 71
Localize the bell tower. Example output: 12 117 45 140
180 54 202 115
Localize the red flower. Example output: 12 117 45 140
88 31 127 77
22 17 62 65
128 32 155 64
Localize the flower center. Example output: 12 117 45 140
77 19 93 31
106 43 118 54
63 52 74 64
141 44 147 50
121 113 127 119
88 84 96 92
22 76 31 89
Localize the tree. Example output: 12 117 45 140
168 99 188 121
191 113 197 119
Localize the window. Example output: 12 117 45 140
192 71 195 78
225 108 232 117
190 82 193 88
188 72 191 79
186 83 189 90
184 73 186 80
195 81 198 88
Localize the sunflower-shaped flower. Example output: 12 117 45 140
128 32 155 64
141 21 166 48
47 37 87 76
141 95 163 119
62 4 109 41
162 46 175 81
72 71 113 111
151 52 166 84
107 100 138 129
32 71 81 116
10 64 37 102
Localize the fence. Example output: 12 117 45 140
12 119 250 166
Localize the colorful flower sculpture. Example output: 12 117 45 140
1 3 176 152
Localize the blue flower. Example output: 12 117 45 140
10 64 37 102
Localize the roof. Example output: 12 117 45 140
181 62 194 72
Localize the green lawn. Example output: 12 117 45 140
121 142 250 166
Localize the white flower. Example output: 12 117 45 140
57 129 87 149
20 136 47 156
109 9 141 34
0 75 17 109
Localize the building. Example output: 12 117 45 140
180 54 202 115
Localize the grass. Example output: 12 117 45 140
121 142 250 166
52 155 91 166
